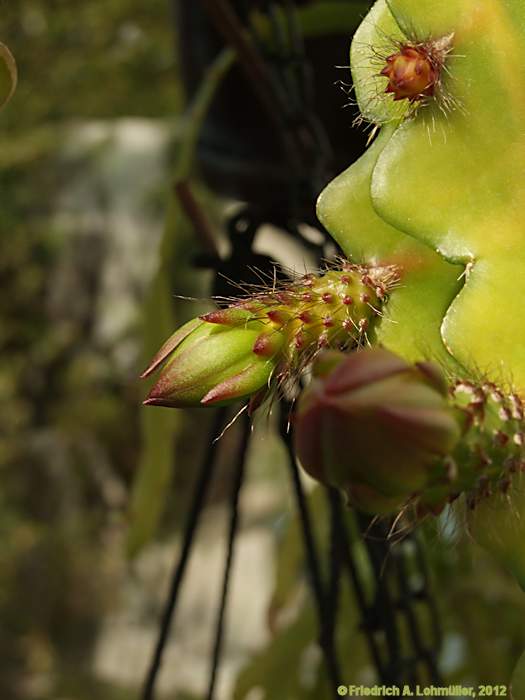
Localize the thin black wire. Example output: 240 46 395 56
325 488 343 649
279 407 342 696
413 532 444 653
393 534 443 684
142 407 228 700
394 544 438 681
330 492 387 677
248 0 334 196
206 410 251 700
357 515 403 684
356 515 444 686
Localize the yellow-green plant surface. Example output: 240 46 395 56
318 0 525 678
321 0 525 389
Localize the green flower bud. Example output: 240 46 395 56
293 348 462 514
143 263 398 410
142 314 282 408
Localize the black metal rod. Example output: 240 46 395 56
357 515 402 684
280 410 342 695
394 536 443 684
325 488 343 647
331 494 387 678
142 407 229 700
206 411 251 700
414 533 444 654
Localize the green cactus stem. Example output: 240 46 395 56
340 0 525 392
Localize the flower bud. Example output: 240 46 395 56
293 348 462 514
142 315 283 408
143 263 398 410
381 46 438 102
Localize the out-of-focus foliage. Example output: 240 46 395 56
2 0 181 129
0 2 183 697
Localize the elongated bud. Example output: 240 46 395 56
293 348 462 514
143 317 281 408
142 263 398 409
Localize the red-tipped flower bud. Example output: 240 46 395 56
142 263 398 410
293 348 462 514
142 317 282 408
381 45 438 102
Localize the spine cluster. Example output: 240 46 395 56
417 379 525 517
453 380 525 506
203 263 399 392
370 33 458 121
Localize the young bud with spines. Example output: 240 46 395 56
379 35 454 105
142 264 398 409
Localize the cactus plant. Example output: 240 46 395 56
314 0 525 685
142 264 397 407
143 0 525 686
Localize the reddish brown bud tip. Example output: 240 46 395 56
267 309 289 326
301 275 315 287
201 364 269 406
252 333 283 358
201 307 253 325
275 292 291 304
318 333 329 348
381 44 439 102
299 311 313 324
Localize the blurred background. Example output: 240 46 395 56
2 1 525 699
